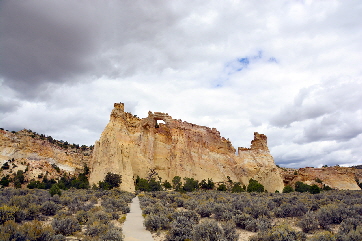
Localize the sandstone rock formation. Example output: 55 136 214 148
0 129 91 185
89 103 285 192
280 166 361 190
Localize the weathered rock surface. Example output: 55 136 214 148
280 166 362 190
89 103 285 192
0 129 91 185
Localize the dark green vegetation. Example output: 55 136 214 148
135 176 266 193
139 190 362 241
0 188 134 240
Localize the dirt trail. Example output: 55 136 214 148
123 196 154 241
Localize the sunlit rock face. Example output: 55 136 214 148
0 129 91 185
89 103 284 192
281 166 362 190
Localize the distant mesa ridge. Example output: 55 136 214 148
89 102 285 192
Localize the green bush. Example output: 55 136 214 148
247 179 265 193
199 178 215 190
182 177 199 192
217 183 227 191
172 176 182 191
231 183 244 193
103 172 122 189
282 185 294 193
49 184 62 196
295 181 310 193
163 180 172 189
310 184 321 194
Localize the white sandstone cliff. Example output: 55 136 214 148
89 103 284 192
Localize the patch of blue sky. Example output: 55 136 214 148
212 51 278 88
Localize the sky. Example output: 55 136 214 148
1 0 362 168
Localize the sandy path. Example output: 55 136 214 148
123 196 154 241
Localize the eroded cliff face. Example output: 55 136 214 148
281 166 361 190
90 103 284 192
0 129 91 183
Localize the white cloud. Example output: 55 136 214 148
1 0 362 167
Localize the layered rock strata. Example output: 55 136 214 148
281 166 361 190
0 129 91 176
90 103 284 192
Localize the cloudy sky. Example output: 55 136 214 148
1 0 362 168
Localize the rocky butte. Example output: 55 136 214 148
89 103 285 192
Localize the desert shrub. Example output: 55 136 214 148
310 231 336 241
111 212 120 220
213 203 233 221
250 223 306 241
24 204 41 220
338 218 362 235
193 219 224 241
9 195 30 209
0 205 18 224
0 220 19 240
283 185 294 193
245 217 272 232
222 221 239 241
336 225 362 241
52 216 81 236
233 213 253 229
100 226 123 241
317 204 353 229
91 211 112 224
172 210 199 223
0 220 65 241
40 201 59 216
275 202 308 218
144 213 170 231
86 221 108 237
166 216 194 241
247 179 265 193
18 220 59 241
184 199 198 210
245 201 271 219
298 211 319 233
102 197 129 213
174 197 185 207
196 202 214 217
76 210 90 224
